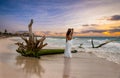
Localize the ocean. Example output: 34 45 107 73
11 37 120 64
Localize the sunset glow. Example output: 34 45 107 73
0 0 120 36
103 31 110 36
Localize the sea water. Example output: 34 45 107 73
11 37 120 64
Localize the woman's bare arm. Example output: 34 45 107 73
66 28 74 41
67 29 73 40
70 28 74 37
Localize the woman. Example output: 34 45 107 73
64 28 74 58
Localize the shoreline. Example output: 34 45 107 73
0 37 120 78
0 35 10 39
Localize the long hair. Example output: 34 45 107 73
66 28 71 36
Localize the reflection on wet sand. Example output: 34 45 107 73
16 56 45 78
63 58 71 78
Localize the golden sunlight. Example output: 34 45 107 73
103 31 110 36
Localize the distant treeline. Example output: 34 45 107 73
0 29 13 36
0 29 42 37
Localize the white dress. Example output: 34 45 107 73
64 40 72 58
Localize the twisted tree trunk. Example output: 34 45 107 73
15 19 48 58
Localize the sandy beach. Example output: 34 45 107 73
0 37 120 78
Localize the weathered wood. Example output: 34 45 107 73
79 43 83 48
28 19 34 48
15 42 26 51
28 19 33 38
39 43 48 49
35 36 45 48
95 40 114 48
21 36 28 45
91 39 94 48
15 19 48 58
38 36 48 49
91 39 115 48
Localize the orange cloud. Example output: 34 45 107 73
111 32 120 36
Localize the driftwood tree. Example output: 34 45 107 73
91 39 115 48
15 19 48 58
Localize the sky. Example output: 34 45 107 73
0 0 120 36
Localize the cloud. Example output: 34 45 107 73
0 0 120 35
108 15 120 21
82 24 99 27
82 24 89 26
109 26 120 32
81 29 105 33
100 15 120 21
81 26 120 33
110 28 120 32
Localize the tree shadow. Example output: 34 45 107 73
15 56 45 78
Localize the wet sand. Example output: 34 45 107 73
0 37 120 78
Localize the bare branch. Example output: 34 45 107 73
91 39 94 48
95 40 114 48
20 36 28 45
39 43 48 49
91 39 115 48
35 36 46 48
28 19 34 42
28 19 33 33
